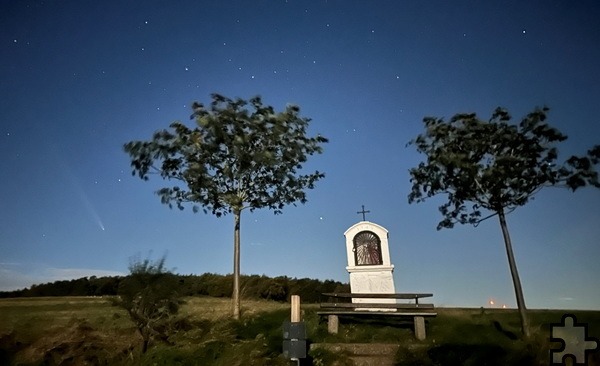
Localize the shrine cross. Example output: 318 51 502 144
357 205 370 221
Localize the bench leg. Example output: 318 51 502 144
327 315 339 334
414 316 426 340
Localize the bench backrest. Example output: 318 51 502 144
322 293 433 300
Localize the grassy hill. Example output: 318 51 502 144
1 296 598 365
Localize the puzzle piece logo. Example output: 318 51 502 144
551 314 599 365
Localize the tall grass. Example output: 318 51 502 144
1 297 599 365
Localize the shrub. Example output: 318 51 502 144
115 255 181 353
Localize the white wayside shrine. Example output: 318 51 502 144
344 220 396 310
317 208 435 339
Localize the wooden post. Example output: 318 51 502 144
414 316 426 340
291 295 301 322
328 315 339 334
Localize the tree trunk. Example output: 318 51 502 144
138 326 149 353
232 209 241 320
497 209 530 338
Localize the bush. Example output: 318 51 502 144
115 256 181 353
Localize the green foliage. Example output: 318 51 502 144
123 93 328 319
178 273 347 303
4 297 600 366
123 93 328 216
309 346 353 366
407 106 600 338
139 310 292 366
0 276 122 298
115 255 181 353
408 106 600 229
231 308 290 354
0 273 348 303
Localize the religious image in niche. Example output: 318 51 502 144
353 231 383 266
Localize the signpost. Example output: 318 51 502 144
283 295 306 363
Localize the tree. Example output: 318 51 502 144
407 106 600 337
116 255 180 353
124 94 328 319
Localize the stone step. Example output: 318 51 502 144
310 343 400 366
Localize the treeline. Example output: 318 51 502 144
0 273 349 303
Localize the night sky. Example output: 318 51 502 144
2 1 599 310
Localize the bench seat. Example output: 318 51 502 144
320 302 434 309
318 293 436 340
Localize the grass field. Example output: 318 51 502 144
1 296 599 365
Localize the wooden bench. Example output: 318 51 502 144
317 293 436 340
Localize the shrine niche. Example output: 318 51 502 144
353 230 383 266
